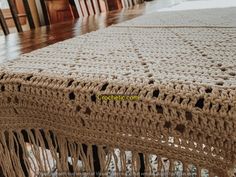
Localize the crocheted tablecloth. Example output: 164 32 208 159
0 8 235 177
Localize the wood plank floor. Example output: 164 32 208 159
0 0 165 64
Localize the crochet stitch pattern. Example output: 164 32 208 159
0 7 235 177
115 8 236 27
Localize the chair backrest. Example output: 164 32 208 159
0 0 35 35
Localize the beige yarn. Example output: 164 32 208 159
0 7 236 177
115 7 236 27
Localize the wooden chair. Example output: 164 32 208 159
0 0 35 35
0 0 144 36
7 0 35 31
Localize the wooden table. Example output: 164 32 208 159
0 2 158 176
0 1 159 64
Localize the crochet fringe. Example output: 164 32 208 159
0 129 232 177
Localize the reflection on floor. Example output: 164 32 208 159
0 25 29 35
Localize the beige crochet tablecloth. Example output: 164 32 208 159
0 8 236 177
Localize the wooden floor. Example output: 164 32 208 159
0 0 166 64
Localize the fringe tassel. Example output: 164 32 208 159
168 159 174 177
197 166 201 177
183 162 188 177
157 157 163 176
132 151 141 177
0 129 229 177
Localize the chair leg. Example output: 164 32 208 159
82 144 101 176
0 9 9 35
7 0 23 32
92 145 101 177
139 153 145 177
